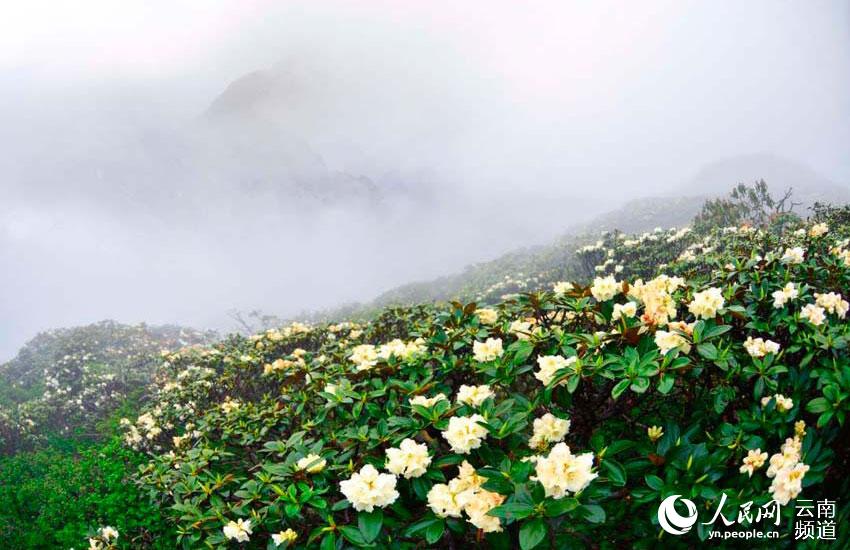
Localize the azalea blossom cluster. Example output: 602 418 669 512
591 275 620 302
654 325 692 355
529 442 598 499
509 318 538 340
272 529 298 546
349 338 426 371
122 411 161 447
772 282 799 308
743 336 781 358
442 414 489 454
476 307 499 325
611 301 637 321
385 438 432 478
628 274 684 326
830 239 850 267
814 292 849 319
296 453 327 474
427 461 505 533
409 393 448 408
220 397 242 414
456 384 495 407
808 222 829 238
781 246 805 264
472 338 504 362
529 413 571 450
535 355 577 386
340 464 400 512
688 287 725 319
677 237 713 263
800 303 827 326
223 518 253 542
88 526 119 550
761 393 794 413
263 348 307 375
739 449 769 477
766 435 809 505
553 281 574 295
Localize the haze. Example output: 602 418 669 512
2 1 849 359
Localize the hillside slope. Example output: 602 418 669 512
0 321 216 453
306 171 848 323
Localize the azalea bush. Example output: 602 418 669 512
112 206 850 548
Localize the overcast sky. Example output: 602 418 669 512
1 1 849 359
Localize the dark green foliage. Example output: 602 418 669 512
0 437 174 549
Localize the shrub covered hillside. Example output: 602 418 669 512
306 180 848 324
0 321 216 454
113 204 850 549
0 322 217 549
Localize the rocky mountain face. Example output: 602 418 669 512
194 63 433 209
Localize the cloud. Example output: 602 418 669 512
1 0 849 359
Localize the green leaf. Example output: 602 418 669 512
691 320 705 343
806 397 831 414
544 497 579 517
712 386 735 414
657 373 674 394
510 460 534 482
411 477 432 500
331 499 350 512
510 340 535 365
263 441 287 453
425 519 445 545
817 411 834 428
602 459 627 486
488 502 535 520
519 518 547 550
404 516 441 537
339 525 367 546
645 474 664 491
482 475 514 495
703 324 732 340
358 509 383 543
611 379 630 399
579 504 606 523
696 343 718 361
630 377 650 393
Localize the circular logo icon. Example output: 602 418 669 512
657 494 698 535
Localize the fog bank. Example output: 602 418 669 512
2 1 849 359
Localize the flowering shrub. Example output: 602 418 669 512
0 322 215 454
114 208 850 548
